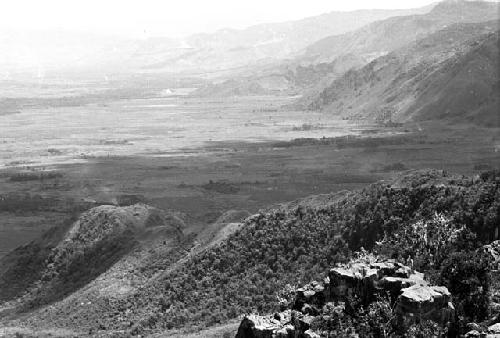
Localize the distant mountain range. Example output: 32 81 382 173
1 0 498 127
133 6 434 73
194 0 499 126
0 6 433 78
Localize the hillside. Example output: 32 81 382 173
2 169 500 336
0 204 185 313
193 0 499 98
132 7 433 74
300 0 499 65
302 22 500 126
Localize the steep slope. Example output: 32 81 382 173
0 204 184 312
303 22 500 126
6 170 500 336
301 0 499 65
193 0 499 97
192 53 367 97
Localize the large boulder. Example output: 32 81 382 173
293 280 326 315
235 313 287 338
235 310 320 338
327 259 426 305
396 284 454 325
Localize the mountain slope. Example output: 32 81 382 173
302 21 500 126
4 170 500 336
0 204 184 312
300 0 500 65
193 0 499 97
0 7 432 79
132 7 433 74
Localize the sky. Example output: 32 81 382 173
0 0 446 38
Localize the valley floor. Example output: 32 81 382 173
1 119 498 258
0 96 499 337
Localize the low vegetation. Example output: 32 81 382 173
121 170 500 334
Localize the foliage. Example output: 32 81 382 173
126 170 500 331
439 250 490 322
375 213 492 323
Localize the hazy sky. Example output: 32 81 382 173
0 0 465 38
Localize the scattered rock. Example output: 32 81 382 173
236 258 454 337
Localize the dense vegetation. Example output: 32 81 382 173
127 170 500 333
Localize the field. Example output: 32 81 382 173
0 94 362 167
0 91 499 258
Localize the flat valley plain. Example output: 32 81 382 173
0 87 499 257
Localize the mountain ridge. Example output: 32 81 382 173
2 169 500 336
301 21 500 126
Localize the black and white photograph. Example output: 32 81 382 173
0 0 499 336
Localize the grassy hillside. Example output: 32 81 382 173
303 22 499 126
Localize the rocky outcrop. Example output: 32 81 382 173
327 260 425 305
235 310 317 338
236 258 454 337
396 284 454 326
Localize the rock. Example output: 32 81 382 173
235 311 293 338
467 322 481 332
328 263 379 304
296 314 315 332
489 323 500 333
328 259 426 305
304 329 321 338
274 324 295 338
370 261 401 276
398 285 451 309
396 285 454 325
235 314 281 338
379 276 419 300
465 330 481 337
294 281 326 312
236 258 455 337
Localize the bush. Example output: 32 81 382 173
125 170 500 331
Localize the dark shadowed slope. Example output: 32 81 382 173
0 204 184 311
303 22 500 126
